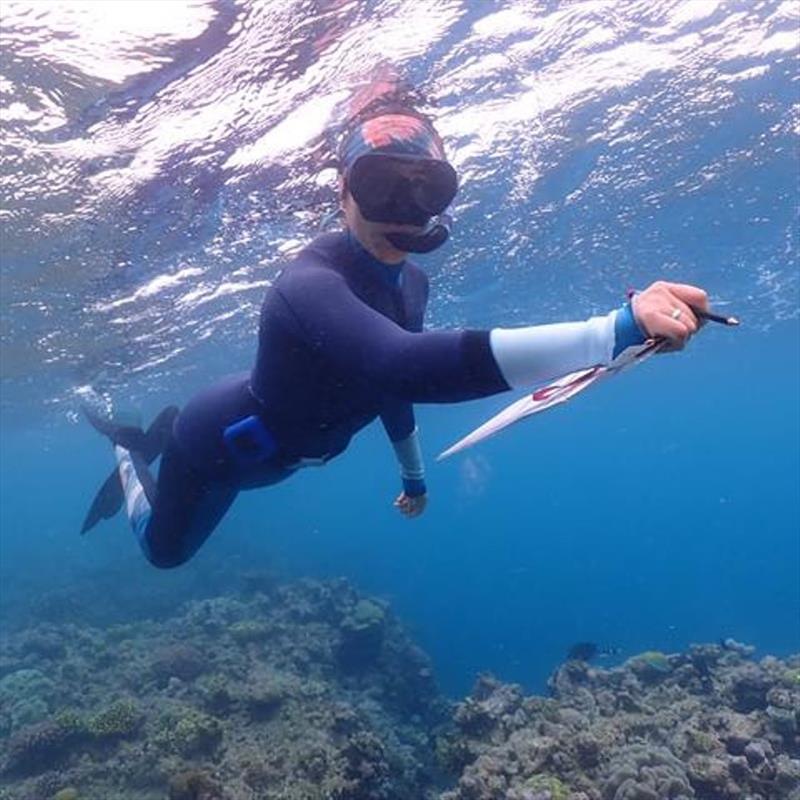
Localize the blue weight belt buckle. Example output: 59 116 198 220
222 415 278 465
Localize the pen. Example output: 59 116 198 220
693 307 740 327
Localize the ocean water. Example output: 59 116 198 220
0 0 798 708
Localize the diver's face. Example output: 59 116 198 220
341 184 424 263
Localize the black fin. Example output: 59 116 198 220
81 405 179 535
82 403 148 451
80 469 124 534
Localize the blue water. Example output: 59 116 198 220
1 0 798 696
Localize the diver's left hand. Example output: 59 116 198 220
394 492 427 518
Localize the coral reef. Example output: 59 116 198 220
1 573 797 800
86 698 142 739
151 644 208 685
53 790 79 800
440 643 800 800
153 706 222 756
3 718 85 777
168 769 223 800
0 577 446 799
337 598 387 672
0 669 55 735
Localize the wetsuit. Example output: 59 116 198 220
118 230 509 567
111 228 645 568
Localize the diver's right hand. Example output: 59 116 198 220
393 492 427 518
632 281 709 351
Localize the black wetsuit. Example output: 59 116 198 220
140 230 509 567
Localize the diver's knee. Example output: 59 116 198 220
145 547 190 570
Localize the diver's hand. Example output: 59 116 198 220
632 281 709 352
393 492 427 518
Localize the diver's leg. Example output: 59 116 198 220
142 405 179 460
157 481 238 567
113 445 157 556
82 405 180 535
133 441 237 569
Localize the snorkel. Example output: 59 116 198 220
337 97 458 254
384 214 453 254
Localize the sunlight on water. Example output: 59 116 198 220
0 0 797 419
2 1 216 81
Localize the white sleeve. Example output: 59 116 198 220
392 427 425 482
489 310 620 389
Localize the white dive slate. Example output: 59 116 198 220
437 339 664 461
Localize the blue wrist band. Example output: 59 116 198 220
613 302 647 358
402 477 427 497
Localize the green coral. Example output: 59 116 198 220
686 728 716 753
780 669 800 687
636 651 671 670
522 774 569 800
229 620 270 643
154 708 222 756
87 699 141 739
350 599 385 627
627 650 672 683
53 709 86 732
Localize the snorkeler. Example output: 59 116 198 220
84 84 711 568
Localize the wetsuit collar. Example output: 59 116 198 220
346 229 405 287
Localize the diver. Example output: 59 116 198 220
83 86 711 569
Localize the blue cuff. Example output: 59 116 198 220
402 477 427 497
613 302 647 358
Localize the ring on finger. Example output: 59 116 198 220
670 308 682 320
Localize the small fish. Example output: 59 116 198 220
566 642 620 663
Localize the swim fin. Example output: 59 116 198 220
80 469 126 535
82 403 147 451
80 405 178 534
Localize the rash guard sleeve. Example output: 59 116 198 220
381 401 427 497
390 427 426 497
275 265 509 403
489 303 648 389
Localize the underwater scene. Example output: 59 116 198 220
0 1 798 798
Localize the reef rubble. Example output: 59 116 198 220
0 575 797 800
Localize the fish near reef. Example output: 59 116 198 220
566 642 621 663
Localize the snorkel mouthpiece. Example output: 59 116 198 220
385 214 452 254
